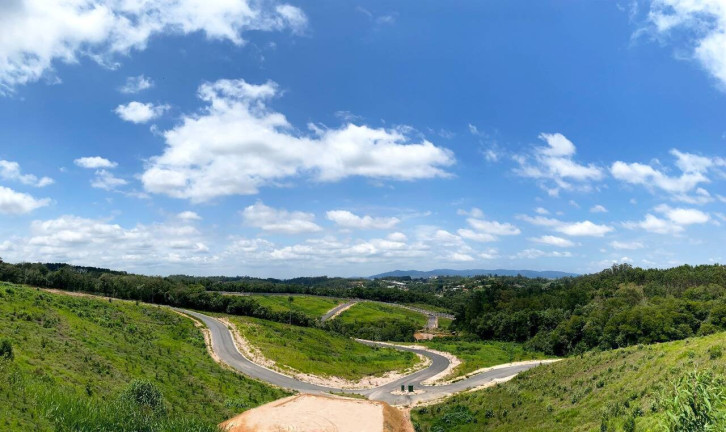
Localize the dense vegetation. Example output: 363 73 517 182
229 316 419 380
454 264 726 356
324 301 429 342
412 331 726 431
0 283 287 431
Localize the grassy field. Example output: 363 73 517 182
412 332 726 431
414 339 551 379
402 303 453 314
0 283 287 431
438 317 453 330
228 316 419 380
247 295 342 319
338 301 429 327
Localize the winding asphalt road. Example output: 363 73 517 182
180 309 553 405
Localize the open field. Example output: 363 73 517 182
0 283 287 431
338 301 429 327
248 295 343 319
330 301 431 341
228 315 419 381
412 331 726 431
412 339 551 380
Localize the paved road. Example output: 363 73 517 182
180 309 552 405
320 301 358 322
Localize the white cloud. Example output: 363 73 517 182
0 0 307 93
610 240 644 250
611 149 725 202
177 211 201 221
517 214 563 227
590 204 607 213
326 210 399 230
555 220 613 237
242 201 321 234
647 0 726 86
466 218 521 236
90 169 127 190
0 160 53 187
514 133 603 196
0 186 50 214
120 75 153 94
141 78 455 202
530 235 576 247
115 101 169 123
513 248 573 259
74 156 117 169
624 205 710 234
535 207 549 215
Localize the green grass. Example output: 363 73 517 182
438 317 454 330
0 283 287 431
414 339 551 379
403 303 453 314
248 295 342 318
228 315 419 380
338 301 429 328
412 332 726 431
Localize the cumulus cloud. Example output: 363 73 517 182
0 160 53 187
177 211 201 221
120 75 153 94
455 211 520 243
623 204 710 234
115 101 169 123
141 78 455 202
513 248 573 259
518 213 614 237
514 133 603 196
647 0 726 86
74 156 117 169
530 235 576 248
326 210 399 230
90 169 127 190
0 186 50 214
610 240 644 250
242 201 321 234
0 0 308 93
611 149 725 202
4 215 210 268
590 204 607 213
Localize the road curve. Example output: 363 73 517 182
320 301 358 322
179 309 552 405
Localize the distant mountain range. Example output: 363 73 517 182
369 269 578 279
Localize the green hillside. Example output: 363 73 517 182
229 316 419 380
412 331 726 431
326 301 429 341
0 283 287 431
246 295 342 318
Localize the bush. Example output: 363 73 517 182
709 345 722 360
0 339 13 360
660 369 726 431
121 379 165 413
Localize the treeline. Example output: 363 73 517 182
322 317 419 342
455 263 726 356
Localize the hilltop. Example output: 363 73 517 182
369 269 578 279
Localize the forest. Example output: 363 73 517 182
453 263 726 355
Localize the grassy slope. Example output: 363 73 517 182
412 332 726 431
228 316 419 380
0 283 287 431
415 339 551 379
337 301 429 328
248 295 342 318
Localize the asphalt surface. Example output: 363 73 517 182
180 309 551 405
320 301 358 322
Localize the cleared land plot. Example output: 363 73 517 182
337 301 430 328
0 283 287 431
228 315 419 380
249 295 343 318
412 332 726 431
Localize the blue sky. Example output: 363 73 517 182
0 0 725 277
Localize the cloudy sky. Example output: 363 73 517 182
0 0 725 277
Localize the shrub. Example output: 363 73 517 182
709 345 722 360
0 339 13 360
121 379 165 413
660 369 726 431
